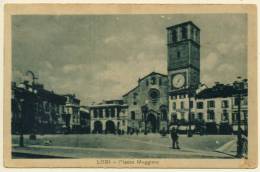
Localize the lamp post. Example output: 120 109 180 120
27 70 38 139
30 87 38 139
234 76 243 158
187 86 194 137
19 98 25 147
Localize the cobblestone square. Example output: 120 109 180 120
12 134 236 158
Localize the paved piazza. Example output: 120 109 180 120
12 134 236 158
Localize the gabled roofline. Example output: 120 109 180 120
122 86 138 97
138 71 167 83
122 71 167 97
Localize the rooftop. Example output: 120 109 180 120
89 103 128 108
12 81 66 103
196 82 248 99
166 21 200 31
122 71 167 97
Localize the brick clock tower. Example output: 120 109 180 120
167 21 200 96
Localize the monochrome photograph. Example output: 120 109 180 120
4 4 257 168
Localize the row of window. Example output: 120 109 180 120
93 108 120 118
170 95 187 100
171 110 247 122
34 102 64 114
191 111 215 120
172 100 230 110
35 102 81 115
234 97 248 106
170 96 247 107
171 26 198 43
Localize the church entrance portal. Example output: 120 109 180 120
147 113 157 133
106 120 116 134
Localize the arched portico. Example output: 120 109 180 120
105 120 116 134
93 120 103 134
160 105 168 121
147 113 157 133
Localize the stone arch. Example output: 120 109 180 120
147 113 157 133
93 120 103 134
105 120 116 134
160 105 168 121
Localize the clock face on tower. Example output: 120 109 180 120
172 73 185 89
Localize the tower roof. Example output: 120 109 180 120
166 21 200 31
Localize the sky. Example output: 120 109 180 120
12 14 247 105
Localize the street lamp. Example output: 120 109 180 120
30 87 38 140
234 76 243 158
19 98 25 147
27 70 38 139
187 86 194 137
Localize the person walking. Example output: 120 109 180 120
240 128 248 158
136 128 139 136
171 127 180 149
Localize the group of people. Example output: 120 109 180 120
127 128 140 135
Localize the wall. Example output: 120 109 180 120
123 73 168 131
89 105 128 133
169 95 238 125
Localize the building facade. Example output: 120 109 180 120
79 106 91 133
168 81 248 134
63 94 81 133
123 72 168 133
89 100 128 134
230 80 248 133
12 81 66 134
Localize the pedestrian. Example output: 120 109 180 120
241 129 248 158
136 129 139 136
131 128 134 135
171 127 180 149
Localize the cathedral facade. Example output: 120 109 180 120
122 72 168 133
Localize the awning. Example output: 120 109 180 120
170 125 196 130
232 125 247 131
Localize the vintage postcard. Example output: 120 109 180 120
3 4 257 168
